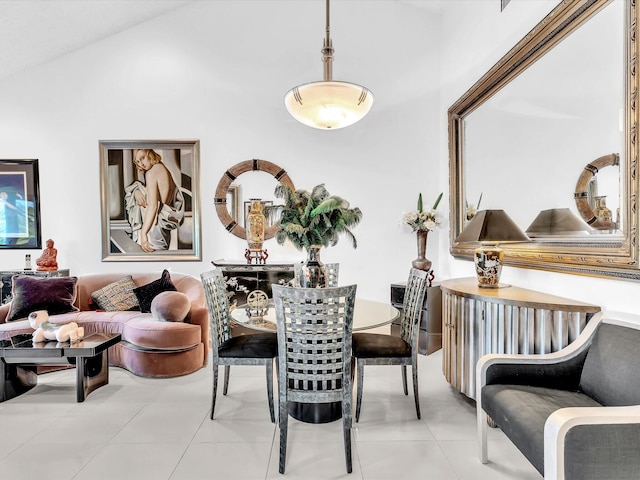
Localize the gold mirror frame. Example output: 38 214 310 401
448 0 640 280
214 159 294 240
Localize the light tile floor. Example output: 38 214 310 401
0 350 542 480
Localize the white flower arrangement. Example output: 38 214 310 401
466 193 483 221
402 192 443 232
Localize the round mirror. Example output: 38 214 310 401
574 153 620 230
214 159 294 240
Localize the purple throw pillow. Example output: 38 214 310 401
7 275 79 321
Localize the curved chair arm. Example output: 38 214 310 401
477 311 604 464
544 405 640 480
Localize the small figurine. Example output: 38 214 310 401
28 310 84 343
36 238 58 271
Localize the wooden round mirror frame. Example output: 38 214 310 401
214 159 295 240
574 153 619 230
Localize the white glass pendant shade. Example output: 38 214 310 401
285 80 374 130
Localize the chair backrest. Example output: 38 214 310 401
579 321 640 406
400 268 429 350
272 284 357 405
292 262 339 287
200 269 232 351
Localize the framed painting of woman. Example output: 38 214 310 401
99 140 201 261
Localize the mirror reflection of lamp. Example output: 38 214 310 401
454 210 530 288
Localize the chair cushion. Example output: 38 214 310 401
352 332 411 358
579 323 640 406
481 384 602 475
218 333 277 359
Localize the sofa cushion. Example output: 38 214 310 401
133 270 177 313
90 275 140 312
579 323 640 406
481 384 602 475
7 275 79 321
124 317 202 350
151 291 190 322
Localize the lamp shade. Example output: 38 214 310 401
455 210 529 288
284 81 374 130
454 209 530 244
525 208 593 237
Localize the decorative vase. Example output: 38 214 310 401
246 199 266 251
300 246 327 288
594 196 612 223
412 230 432 271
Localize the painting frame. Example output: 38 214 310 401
0 159 41 250
99 139 201 262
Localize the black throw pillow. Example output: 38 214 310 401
133 270 177 313
7 275 79 321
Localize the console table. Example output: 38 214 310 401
440 278 601 399
211 260 295 308
0 269 70 304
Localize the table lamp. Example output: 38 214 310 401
454 209 529 288
525 208 593 237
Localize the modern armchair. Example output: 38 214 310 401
272 283 357 474
201 268 277 422
477 311 640 480
352 268 428 421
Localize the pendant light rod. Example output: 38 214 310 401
322 0 334 82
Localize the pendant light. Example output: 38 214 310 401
284 0 374 130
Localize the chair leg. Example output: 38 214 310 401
401 365 408 395
342 392 353 473
355 359 365 422
266 359 275 423
478 403 488 463
223 365 230 395
412 362 421 419
279 399 288 474
211 361 219 420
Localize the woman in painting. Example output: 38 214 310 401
124 149 185 253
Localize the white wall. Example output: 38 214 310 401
438 0 640 314
1 0 637 313
0 0 442 301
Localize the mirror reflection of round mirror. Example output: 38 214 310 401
574 153 620 231
214 159 294 240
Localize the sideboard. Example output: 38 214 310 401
211 260 295 308
1 269 70 305
440 278 601 399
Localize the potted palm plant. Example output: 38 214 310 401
274 183 362 287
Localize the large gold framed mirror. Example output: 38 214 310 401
449 0 640 280
214 159 294 241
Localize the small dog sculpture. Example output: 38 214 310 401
28 310 84 343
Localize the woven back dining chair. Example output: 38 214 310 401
272 283 357 474
352 268 428 421
201 268 277 422
292 262 339 287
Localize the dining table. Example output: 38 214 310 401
230 298 400 424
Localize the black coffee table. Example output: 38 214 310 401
0 332 121 402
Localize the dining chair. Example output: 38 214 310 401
200 268 276 422
272 283 357 474
352 267 428 421
293 262 339 287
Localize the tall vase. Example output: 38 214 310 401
300 246 327 288
246 199 266 251
412 230 432 271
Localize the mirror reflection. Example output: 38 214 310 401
463 0 624 240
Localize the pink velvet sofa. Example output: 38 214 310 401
0 272 209 378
